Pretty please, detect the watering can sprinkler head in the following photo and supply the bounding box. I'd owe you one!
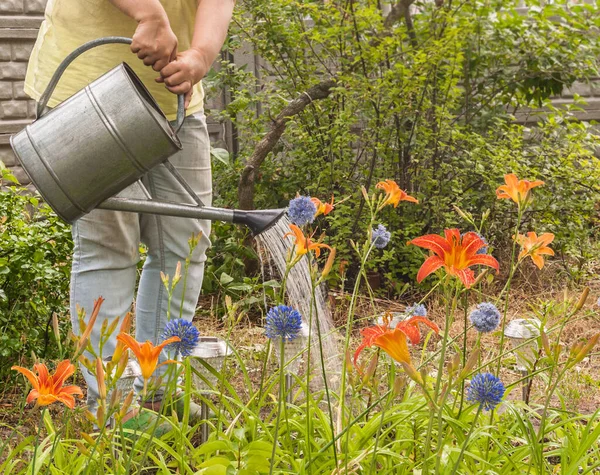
[232,208,287,236]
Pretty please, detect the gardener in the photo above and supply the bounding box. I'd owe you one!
[23,0,235,419]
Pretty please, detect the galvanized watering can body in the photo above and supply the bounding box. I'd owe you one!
[10,37,284,235]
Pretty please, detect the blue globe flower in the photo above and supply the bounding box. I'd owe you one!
[265,305,303,341]
[161,319,200,357]
[406,303,427,318]
[287,196,317,226]
[372,224,391,249]
[469,302,501,333]
[467,373,505,411]
[475,233,489,255]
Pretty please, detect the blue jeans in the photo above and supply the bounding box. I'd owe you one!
[70,113,212,411]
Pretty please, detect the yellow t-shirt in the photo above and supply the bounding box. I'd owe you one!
[24,0,203,120]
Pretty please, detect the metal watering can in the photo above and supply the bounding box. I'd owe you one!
[10,37,284,235]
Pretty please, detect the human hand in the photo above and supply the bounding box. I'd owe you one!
[131,14,178,72]
[156,48,210,108]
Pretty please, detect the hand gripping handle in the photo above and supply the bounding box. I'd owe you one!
[36,36,185,132]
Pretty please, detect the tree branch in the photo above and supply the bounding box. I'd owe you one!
[238,79,336,209]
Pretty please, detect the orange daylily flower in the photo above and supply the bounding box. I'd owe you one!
[496,173,544,206]
[115,333,180,381]
[311,196,335,217]
[12,360,83,409]
[409,229,499,289]
[515,232,555,269]
[353,314,440,367]
[375,180,418,208]
[285,224,331,258]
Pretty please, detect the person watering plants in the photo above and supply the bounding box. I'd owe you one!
[23,0,235,421]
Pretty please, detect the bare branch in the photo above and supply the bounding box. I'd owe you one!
[238,79,336,209]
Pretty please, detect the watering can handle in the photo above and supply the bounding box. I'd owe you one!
[36,36,186,133]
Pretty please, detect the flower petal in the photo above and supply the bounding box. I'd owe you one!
[416,256,445,283]
[373,329,411,365]
[409,235,451,257]
[12,366,40,390]
[455,268,476,288]
[467,254,500,272]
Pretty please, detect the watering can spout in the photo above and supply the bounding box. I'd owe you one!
[232,208,287,236]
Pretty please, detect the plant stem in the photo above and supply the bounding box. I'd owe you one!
[452,405,483,473]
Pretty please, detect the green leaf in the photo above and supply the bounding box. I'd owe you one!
[219,272,235,285]
[210,148,231,167]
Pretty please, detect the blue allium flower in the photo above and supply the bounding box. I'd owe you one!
[371,224,391,249]
[406,303,427,318]
[161,319,200,357]
[265,305,303,341]
[287,196,317,226]
[469,302,501,333]
[467,373,505,411]
[475,233,489,255]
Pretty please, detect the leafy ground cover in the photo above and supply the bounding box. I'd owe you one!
[1,175,600,474]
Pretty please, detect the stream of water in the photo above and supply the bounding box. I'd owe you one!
[256,215,341,392]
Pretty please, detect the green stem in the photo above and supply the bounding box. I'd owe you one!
[423,279,457,474]
[268,340,286,475]
[30,407,45,475]
[452,405,483,473]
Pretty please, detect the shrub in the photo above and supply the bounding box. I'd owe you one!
[0,164,72,380]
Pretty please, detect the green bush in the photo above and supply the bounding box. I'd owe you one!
[0,164,72,380]
[207,0,600,294]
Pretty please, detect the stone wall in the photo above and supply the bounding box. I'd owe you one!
[0,0,44,185]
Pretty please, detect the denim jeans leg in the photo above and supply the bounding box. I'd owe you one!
[134,113,212,396]
[70,209,140,413]
[70,112,212,411]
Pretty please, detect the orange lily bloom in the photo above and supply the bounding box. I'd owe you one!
[12,360,83,409]
[409,229,499,288]
[375,180,418,208]
[354,314,440,367]
[496,173,544,206]
[116,333,180,381]
[311,196,335,217]
[516,232,555,269]
[285,224,331,258]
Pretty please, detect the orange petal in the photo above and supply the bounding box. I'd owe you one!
[12,366,40,390]
[455,268,476,288]
[373,329,410,365]
[51,360,76,391]
[409,234,452,257]
[116,333,142,356]
[468,254,500,272]
[416,256,444,283]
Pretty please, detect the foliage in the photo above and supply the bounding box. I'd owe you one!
[208,0,600,294]
[4,172,600,474]
[0,164,72,381]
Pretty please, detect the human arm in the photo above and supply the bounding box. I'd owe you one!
[107,0,178,71]
[157,0,235,106]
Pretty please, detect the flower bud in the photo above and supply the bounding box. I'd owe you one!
[574,287,590,313]
[401,362,423,386]
[320,247,336,280]
[393,375,406,396]
[81,433,95,446]
[574,333,600,364]
[96,357,106,401]
[458,348,480,381]
[52,313,61,347]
